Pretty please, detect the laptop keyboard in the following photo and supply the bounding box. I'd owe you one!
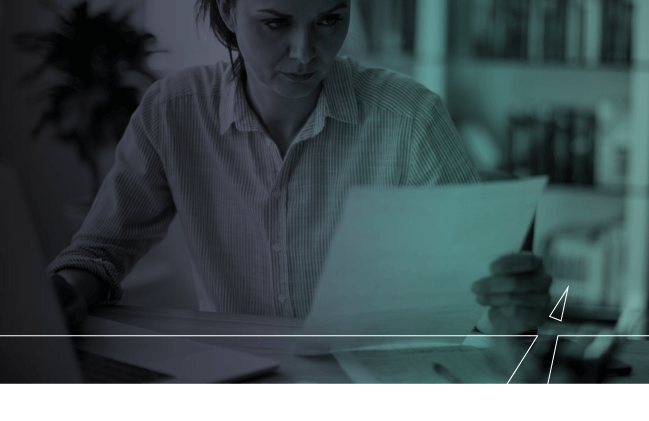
[76,349,174,383]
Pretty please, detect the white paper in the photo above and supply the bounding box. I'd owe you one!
[294,177,548,355]
[333,342,508,384]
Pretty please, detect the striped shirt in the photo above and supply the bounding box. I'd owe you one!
[47,56,480,318]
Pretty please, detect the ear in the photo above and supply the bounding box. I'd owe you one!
[217,0,237,33]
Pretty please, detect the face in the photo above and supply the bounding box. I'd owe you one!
[224,0,351,99]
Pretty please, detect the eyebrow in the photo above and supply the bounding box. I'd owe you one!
[257,2,348,18]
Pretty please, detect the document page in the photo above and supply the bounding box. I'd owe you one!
[333,343,509,384]
[294,177,548,355]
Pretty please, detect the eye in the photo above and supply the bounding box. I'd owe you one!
[263,19,290,30]
[319,14,343,27]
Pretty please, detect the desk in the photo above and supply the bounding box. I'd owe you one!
[90,305,649,384]
[91,305,349,383]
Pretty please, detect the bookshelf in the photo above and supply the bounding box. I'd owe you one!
[346,0,648,327]
[447,0,633,185]
[340,0,420,86]
[440,0,649,328]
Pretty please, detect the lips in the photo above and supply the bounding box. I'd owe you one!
[282,72,316,82]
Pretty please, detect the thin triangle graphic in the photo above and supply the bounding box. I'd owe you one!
[549,286,569,322]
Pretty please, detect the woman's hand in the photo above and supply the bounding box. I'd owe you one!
[52,269,105,329]
[51,273,89,328]
[471,252,552,335]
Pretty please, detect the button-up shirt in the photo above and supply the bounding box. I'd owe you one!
[47,57,480,318]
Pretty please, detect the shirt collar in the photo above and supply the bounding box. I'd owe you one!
[321,57,358,126]
[218,57,358,137]
[218,67,265,135]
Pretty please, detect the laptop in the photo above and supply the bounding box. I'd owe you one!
[0,165,279,383]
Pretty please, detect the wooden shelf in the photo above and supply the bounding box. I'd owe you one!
[545,184,626,198]
[448,55,636,73]
[354,53,416,77]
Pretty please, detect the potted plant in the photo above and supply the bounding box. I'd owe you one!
[14,1,162,234]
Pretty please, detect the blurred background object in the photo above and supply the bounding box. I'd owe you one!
[335,0,649,333]
[339,0,417,78]
[541,219,625,316]
[2,0,198,311]
[457,120,504,170]
[495,329,626,384]
[144,0,228,76]
[13,0,161,234]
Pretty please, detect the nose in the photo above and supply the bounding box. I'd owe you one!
[289,27,316,65]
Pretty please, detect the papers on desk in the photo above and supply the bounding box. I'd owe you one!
[332,342,509,384]
[293,177,548,355]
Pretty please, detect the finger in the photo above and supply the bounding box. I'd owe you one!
[490,252,544,276]
[583,333,617,361]
[487,306,542,335]
[476,292,550,309]
[569,323,605,347]
[53,281,72,304]
[472,273,552,294]
[556,337,589,361]
[52,274,78,307]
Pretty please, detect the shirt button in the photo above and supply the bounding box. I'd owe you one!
[272,190,281,200]
[265,138,272,146]
[277,294,286,303]
[273,243,282,252]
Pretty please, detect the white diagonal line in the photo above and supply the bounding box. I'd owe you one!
[507,335,539,384]
[547,335,561,384]
[549,286,569,322]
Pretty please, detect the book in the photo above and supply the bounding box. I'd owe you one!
[611,0,633,65]
[594,104,629,189]
[508,114,535,177]
[471,0,497,58]
[551,108,573,183]
[503,0,530,59]
[544,226,609,307]
[565,0,586,64]
[570,109,596,185]
[465,0,632,67]
[530,106,554,178]
[493,0,509,58]
[544,230,588,306]
[582,0,603,66]
[509,106,598,185]
[601,0,619,63]
[470,0,531,60]
[600,0,632,65]
[528,0,547,61]
[544,0,568,62]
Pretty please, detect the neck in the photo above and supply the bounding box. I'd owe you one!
[243,73,322,147]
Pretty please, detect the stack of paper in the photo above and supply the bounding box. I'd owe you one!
[293,177,548,356]
[333,342,510,384]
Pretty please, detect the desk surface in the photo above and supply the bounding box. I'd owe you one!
[91,306,349,383]
[91,306,649,384]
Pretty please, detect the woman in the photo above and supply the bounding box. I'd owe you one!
[50,0,551,335]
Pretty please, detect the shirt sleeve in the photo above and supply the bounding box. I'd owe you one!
[46,81,176,306]
[406,91,481,187]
